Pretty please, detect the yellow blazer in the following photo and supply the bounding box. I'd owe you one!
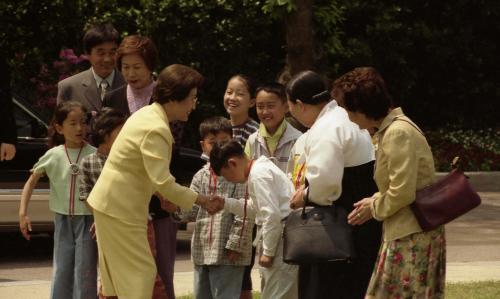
[370,108,436,241]
[87,102,197,224]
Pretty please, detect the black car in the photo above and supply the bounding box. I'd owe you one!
[0,97,204,232]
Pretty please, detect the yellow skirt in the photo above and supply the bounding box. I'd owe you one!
[94,209,157,299]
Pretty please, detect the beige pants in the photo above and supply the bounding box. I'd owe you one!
[257,228,299,299]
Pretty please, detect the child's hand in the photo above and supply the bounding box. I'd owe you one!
[89,222,96,240]
[226,249,241,262]
[259,254,274,268]
[19,215,32,240]
[195,194,224,214]
[206,195,225,215]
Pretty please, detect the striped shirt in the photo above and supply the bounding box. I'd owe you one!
[232,118,259,147]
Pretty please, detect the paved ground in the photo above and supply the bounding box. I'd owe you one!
[1,192,499,298]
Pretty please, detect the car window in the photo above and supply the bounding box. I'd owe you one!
[13,101,48,139]
[0,100,49,188]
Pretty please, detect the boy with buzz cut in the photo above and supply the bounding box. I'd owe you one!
[210,140,298,299]
[188,116,254,299]
[245,82,302,172]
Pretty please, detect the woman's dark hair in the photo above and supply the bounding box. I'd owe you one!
[48,101,87,147]
[337,67,393,120]
[209,140,245,176]
[91,108,127,146]
[83,23,120,54]
[153,64,204,104]
[229,74,257,98]
[256,82,287,103]
[199,116,232,140]
[286,70,330,105]
[116,35,158,72]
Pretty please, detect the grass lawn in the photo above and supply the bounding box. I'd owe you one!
[178,281,500,299]
[446,281,500,299]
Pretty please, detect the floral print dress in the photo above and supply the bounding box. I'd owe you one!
[366,225,446,299]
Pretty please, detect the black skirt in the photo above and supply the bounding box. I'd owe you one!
[298,161,382,299]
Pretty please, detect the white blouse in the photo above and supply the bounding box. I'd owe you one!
[224,156,294,257]
[304,100,375,206]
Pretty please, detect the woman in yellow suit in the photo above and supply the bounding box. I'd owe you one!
[87,64,221,299]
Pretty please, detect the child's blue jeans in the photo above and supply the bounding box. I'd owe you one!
[50,213,97,299]
[194,264,245,299]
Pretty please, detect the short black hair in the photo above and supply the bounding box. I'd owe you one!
[286,70,330,105]
[199,116,232,140]
[256,82,286,103]
[209,140,245,176]
[91,107,127,145]
[83,23,120,54]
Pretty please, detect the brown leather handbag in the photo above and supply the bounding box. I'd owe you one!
[411,157,482,231]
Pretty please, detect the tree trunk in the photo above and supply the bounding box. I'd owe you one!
[285,0,315,76]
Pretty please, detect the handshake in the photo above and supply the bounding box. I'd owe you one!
[196,194,225,214]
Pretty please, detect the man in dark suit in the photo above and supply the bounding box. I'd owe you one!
[57,23,126,114]
[0,58,16,161]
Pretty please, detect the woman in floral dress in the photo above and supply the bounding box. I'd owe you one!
[338,67,446,299]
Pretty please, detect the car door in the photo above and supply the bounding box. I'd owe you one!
[0,98,53,232]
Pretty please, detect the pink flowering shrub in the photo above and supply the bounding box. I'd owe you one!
[30,49,87,110]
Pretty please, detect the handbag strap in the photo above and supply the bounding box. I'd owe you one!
[394,117,460,170]
[394,116,425,136]
[301,179,310,219]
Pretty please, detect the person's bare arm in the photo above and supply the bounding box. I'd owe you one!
[19,172,43,240]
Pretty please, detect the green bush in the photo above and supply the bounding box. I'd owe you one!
[426,128,500,171]
[2,0,499,140]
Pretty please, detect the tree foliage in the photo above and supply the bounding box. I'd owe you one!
[319,0,500,128]
[1,0,499,131]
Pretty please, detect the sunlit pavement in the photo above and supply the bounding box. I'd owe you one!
[1,192,499,298]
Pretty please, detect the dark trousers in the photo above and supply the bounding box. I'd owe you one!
[153,216,178,299]
[299,161,382,299]
[298,218,381,299]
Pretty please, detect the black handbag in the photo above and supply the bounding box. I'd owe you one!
[283,203,356,265]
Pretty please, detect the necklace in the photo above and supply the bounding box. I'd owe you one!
[65,143,84,175]
[64,143,84,216]
[207,167,220,246]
